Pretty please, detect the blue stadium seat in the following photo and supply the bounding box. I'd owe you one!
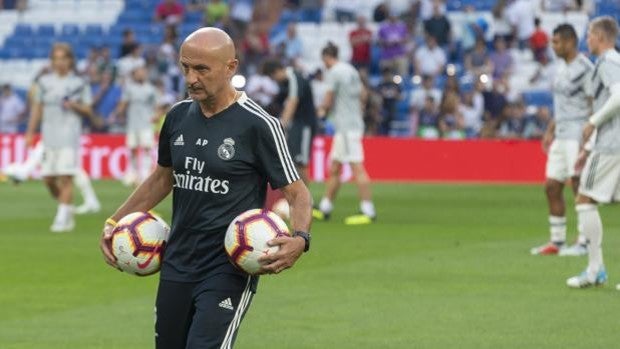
[61,24,80,36]
[36,24,56,37]
[185,11,203,25]
[84,24,104,36]
[522,91,553,107]
[13,24,34,37]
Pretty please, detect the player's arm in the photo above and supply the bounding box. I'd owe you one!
[317,90,334,118]
[542,119,555,153]
[281,74,300,128]
[100,165,174,268]
[583,83,620,142]
[258,180,312,275]
[112,100,129,122]
[24,102,43,147]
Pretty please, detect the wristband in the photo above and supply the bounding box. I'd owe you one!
[105,218,117,226]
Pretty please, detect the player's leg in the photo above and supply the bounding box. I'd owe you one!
[559,139,588,255]
[74,168,101,215]
[50,174,75,232]
[43,176,60,200]
[314,160,342,220]
[532,139,569,255]
[186,274,255,349]
[124,131,139,186]
[155,279,195,349]
[341,131,375,224]
[566,152,620,288]
[3,141,44,183]
[138,129,155,183]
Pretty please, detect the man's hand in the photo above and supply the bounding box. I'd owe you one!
[100,221,121,270]
[582,122,596,145]
[24,131,35,147]
[257,236,305,275]
[574,149,589,175]
[542,131,554,154]
[316,107,326,119]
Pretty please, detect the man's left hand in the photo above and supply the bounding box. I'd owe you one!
[257,236,305,275]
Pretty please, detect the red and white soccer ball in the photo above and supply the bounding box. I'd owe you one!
[111,212,170,276]
[224,209,290,275]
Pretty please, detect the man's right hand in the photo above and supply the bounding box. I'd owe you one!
[542,132,554,154]
[100,221,120,270]
[24,132,34,147]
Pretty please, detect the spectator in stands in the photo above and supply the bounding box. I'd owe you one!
[120,29,138,58]
[154,0,185,26]
[377,67,401,135]
[506,0,535,48]
[349,15,373,74]
[414,35,446,78]
[530,18,549,63]
[240,23,270,75]
[157,25,182,97]
[491,0,513,43]
[0,84,26,133]
[89,66,121,131]
[439,90,465,139]
[459,81,485,138]
[489,36,513,79]
[271,23,303,67]
[419,0,446,21]
[464,39,493,78]
[203,0,229,27]
[333,0,357,22]
[409,74,442,113]
[378,12,409,77]
[228,0,255,42]
[481,77,509,138]
[400,1,420,34]
[360,71,382,136]
[423,1,451,47]
[246,65,279,109]
[443,74,460,94]
[373,2,389,23]
[117,43,146,83]
[523,105,550,139]
[416,95,440,139]
[498,102,527,138]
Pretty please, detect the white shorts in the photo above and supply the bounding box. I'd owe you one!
[329,131,364,164]
[579,152,620,203]
[126,129,155,149]
[41,147,79,177]
[545,139,580,181]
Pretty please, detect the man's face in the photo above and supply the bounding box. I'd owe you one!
[179,43,237,102]
[551,33,565,58]
[51,48,72,74]
[586,25,601,55]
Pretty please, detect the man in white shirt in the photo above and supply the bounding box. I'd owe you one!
[0,84,26,134]
[414,35,447,78]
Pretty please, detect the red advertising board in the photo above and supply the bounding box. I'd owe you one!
[0,134,546,183]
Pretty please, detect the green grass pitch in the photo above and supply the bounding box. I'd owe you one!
[1,181,619,348]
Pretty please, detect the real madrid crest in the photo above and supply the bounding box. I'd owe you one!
[218,138,235,160]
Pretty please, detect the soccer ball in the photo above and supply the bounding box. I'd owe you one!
[111,212,170,276]
[224,209,290,275]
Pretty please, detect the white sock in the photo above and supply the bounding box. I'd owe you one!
[576,204,604,277]
[549,215,566,243]
[75,169,99,206]
[360,200,376,217]
[319,197,333,213]
[577,221,588,245]
[57,203,73,223]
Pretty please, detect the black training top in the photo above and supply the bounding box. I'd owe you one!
[283,67,318,128]
[157,92,300,282]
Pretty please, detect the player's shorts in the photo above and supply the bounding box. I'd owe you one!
[545,139,580,181]
[126,128,155,149]
[329,131,364,164]
[287,123,315,166]
[155,273,257,349]
[578,151,620,203]
[41,147,79,177]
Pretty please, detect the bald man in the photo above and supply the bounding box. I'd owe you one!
[99,28,312,348]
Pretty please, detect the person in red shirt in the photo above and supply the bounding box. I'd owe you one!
[530,17,549,63]
[154,0,185,25]
[349,15,373,74]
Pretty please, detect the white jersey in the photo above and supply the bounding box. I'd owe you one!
[591,49,620,154]
[552,53,593,140]
[121,81,158,131]
[324,61,364,133]
[35,72,91,149]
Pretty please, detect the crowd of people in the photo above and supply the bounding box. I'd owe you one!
[0,0,593,141]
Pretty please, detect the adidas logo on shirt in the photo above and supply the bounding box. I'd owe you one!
[218,298,234,310]
[174,134,184,146]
